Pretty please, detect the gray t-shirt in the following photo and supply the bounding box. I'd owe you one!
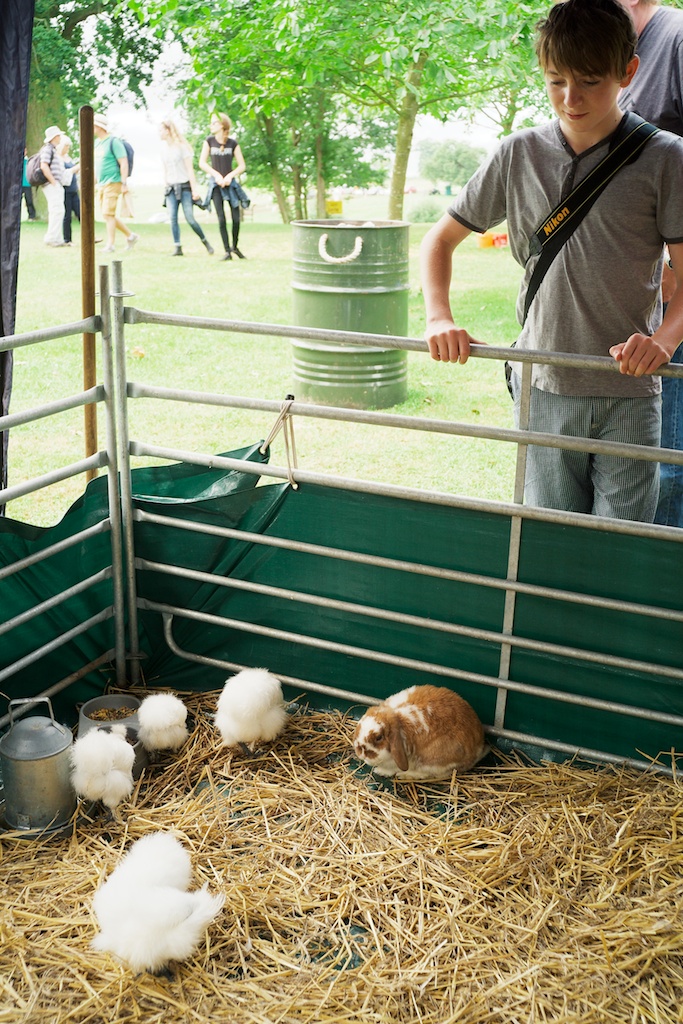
[448,117,683,397]
[620,6,683,137]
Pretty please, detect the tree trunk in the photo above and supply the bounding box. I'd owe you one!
[261,116,291,223]
[270,170,292,223]
[26,69,67,218]
[315,92,326,218]
[292,165,304,221]
[499,89,519,137]
[315,132,326,218]
[388,53,428,221]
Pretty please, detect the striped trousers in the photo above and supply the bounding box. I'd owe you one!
[510,374,661,522]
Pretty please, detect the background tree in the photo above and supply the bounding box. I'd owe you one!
[27,0,163,153]
[187,95,394,223]
[143,0,548,220]
[418,139,486,190]
[158,1,397,221]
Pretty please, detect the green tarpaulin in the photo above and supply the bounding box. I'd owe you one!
[1,443,682,765]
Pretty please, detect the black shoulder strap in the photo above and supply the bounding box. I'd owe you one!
[523,113,659,325]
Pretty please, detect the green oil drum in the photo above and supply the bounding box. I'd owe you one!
[291,220,409,409]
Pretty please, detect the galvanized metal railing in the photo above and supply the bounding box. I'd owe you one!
[0,268,127,728]
[111,263,683,774]
[1,260,682,772]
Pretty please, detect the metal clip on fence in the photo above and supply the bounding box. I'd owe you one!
[260,394,298,489]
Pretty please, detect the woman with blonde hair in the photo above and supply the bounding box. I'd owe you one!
[160,119,214,256]
[199,112,247,261]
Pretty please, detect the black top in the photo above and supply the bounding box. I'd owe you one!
[205,135,237,177]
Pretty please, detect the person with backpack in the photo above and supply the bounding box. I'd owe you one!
[39,125,67,246]
[93,112,138,254]
[420,0,683,523]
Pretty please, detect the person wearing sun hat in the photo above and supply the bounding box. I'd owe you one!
[93,112,138,253]
[39,125,66,246]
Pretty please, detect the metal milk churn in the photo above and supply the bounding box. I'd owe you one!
[0,697,77,831]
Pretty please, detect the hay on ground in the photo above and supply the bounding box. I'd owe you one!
[1,688,682,1024]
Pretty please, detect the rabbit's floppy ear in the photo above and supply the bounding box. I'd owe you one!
[387,718,409,772]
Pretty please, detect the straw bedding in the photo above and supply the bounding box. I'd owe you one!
[1,689,682,1024]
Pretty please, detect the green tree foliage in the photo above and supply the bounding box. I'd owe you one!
[188,90,395,223]
[418,139,486,188]
[139,0,549,219]
[27,0,163,151]
[232,105,394,221]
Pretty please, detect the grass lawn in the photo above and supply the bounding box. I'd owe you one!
[10,189,523,526]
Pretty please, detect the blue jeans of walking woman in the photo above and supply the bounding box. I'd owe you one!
[165,183,210,247]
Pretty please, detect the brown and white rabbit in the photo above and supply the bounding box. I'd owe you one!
[353,684,487,780]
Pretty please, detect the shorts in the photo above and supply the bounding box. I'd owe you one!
[98,181,123,217]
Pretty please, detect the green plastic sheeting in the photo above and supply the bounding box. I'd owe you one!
[0,443,269,722]
[0,480,116,721]
[1,441,682,766]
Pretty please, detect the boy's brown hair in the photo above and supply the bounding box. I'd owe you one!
[536,0,638,79]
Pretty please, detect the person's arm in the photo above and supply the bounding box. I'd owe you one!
[223,144,246,186]
[420,213,482,364]
[609,240,683,375]
[184,150,199,197]
[661,259,676,305]
[118,156,130,192]
[199,140,221,184]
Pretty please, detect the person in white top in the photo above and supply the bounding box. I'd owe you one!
[39,125,66,247]
[160,120,214,257]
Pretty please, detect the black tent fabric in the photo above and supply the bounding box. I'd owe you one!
[0,0,34,506]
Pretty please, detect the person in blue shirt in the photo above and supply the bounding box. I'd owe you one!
[22,149,37,221]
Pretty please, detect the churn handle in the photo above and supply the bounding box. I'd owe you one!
[8,696,56,729]
[318,233,363,264]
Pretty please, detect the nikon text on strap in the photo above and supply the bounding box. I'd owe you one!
[522,112,659,325]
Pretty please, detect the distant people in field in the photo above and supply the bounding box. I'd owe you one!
[21,149,37,222]
[199,112,247,261]
[40,125,66,247]
[159,119,215,257]
[93,112,138,254]
[58,134,80,246]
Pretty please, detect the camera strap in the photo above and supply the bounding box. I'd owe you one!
[523,112,659,325]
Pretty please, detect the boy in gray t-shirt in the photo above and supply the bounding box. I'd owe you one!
[420,0,683,522]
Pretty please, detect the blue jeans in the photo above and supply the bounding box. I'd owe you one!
[655,340,683,528]
[166,185,207,246]
[510,374,661,522]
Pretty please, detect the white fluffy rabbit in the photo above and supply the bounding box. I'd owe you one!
[137,693,189,752]
[214,668,287,750]
[92,831,225,974]
[70,726,135,810]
